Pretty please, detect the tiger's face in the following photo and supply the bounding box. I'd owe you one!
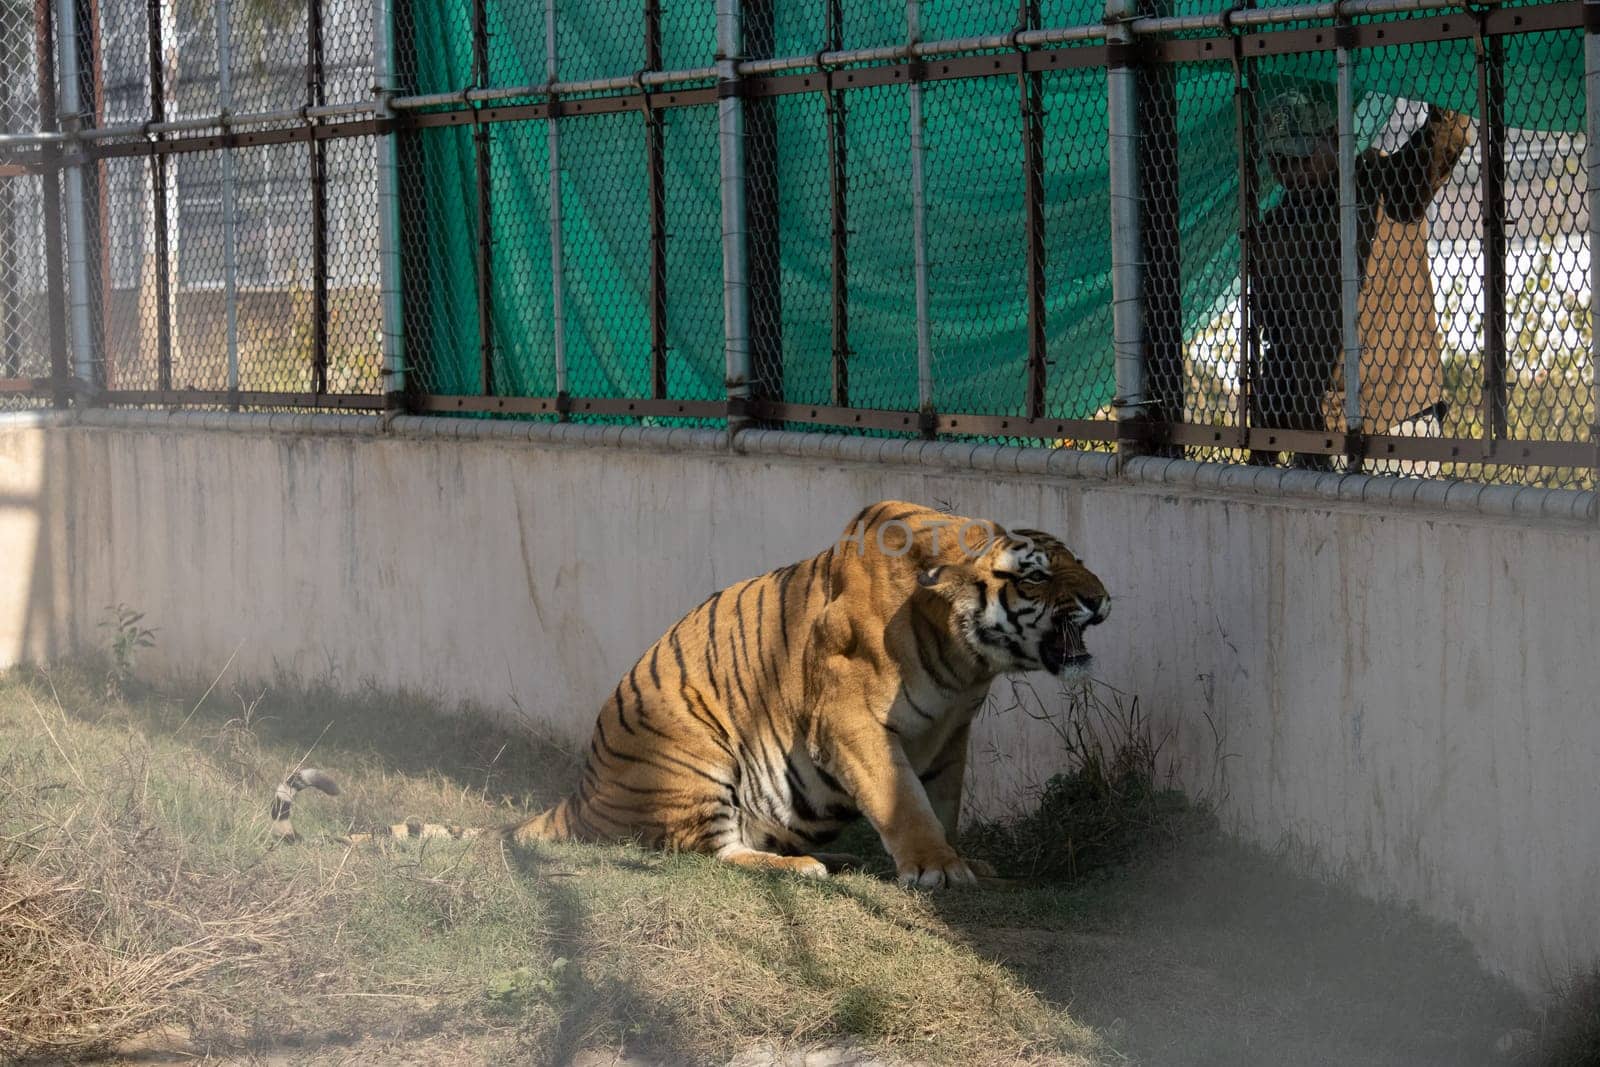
[917,527,1110,679]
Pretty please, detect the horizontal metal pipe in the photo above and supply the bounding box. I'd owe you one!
[54,408,1598,525]
[40,0,1525,132]
[0,131,69,146]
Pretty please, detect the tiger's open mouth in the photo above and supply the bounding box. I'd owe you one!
[1040,623,1091,675]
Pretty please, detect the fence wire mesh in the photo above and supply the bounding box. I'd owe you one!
[0,0,1593,495]
[1,0,50,407]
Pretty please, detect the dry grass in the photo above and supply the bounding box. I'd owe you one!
[0,665,1105,1065]
[0,662,1551,1066]
[961,680,1211,882]
[1515,969,1600,1067]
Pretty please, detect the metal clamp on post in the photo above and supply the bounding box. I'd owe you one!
[906,47,927,83]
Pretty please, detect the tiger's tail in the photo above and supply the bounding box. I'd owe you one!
[503,796,583,845]
[269,768,559,845]
[269,768,341,841]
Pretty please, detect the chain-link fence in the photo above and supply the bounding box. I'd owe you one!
[0,0,1594,490]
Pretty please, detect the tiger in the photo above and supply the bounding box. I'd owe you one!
[270,501,1111,887]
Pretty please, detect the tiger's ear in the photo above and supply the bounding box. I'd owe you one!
[916,565,945,588]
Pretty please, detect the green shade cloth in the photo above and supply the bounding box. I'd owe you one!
[402,1,1581,419]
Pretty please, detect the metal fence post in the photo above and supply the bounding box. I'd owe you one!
[745,0,781,417]
[1140,0,1182,457]
[34,0,70,407]
[308,0,329,395]
[1587,0,1600,513]
[216,0,240,399]
[1233,6,1257,443]
[644,0,663,403]
[548,0,567,410]
[717,0,751,433]
[908,0,934,436]
[1106,0,1148,459]
[54,0,92,388]
[146,0,172,392]
[471,0,493,397]
[824,0,849,409]
[1020,0,1048,421]
[1475,9,1508,452]
[1336,18,1363,468]
[374,0,405,404]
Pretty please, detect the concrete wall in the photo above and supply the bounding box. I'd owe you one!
[2,411,1596,994]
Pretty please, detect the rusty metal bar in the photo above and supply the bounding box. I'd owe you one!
[753,400,1119,441]
[646,0,667,401]
[1020,0,1048,420]
[414,393,727,419]
[1140,0,1183,455]
[717,0,752,427]
[1107,0,1149,456]
[146,0,171,391]
[1588,0,1600,498]
[1232,7,1256,438]
[545,0,565,406]
[745,0,783,416]
[55,0,93,387]
[1476,12,1508,448]
[472,0,493,397]
[375,0,405,403]
[34,0,69,407]
[1336,18,1363,470]
[825,0,849,408]
[908,0,933,430]
[98,389,385,409]
[215,0,240,398]
[86,0,109,389]
[60,118,393,159]
[309,0,329,394]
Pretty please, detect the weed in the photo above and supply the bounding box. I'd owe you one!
[962,678,1212,882]
[96,603,157,699]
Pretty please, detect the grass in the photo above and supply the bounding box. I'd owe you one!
[0,661,1564,1065]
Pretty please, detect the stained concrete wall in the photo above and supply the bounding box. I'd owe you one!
[1,411,1596,994]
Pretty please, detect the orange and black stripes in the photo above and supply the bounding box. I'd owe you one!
[271,502,1111,886]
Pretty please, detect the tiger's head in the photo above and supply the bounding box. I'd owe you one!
[915,524,1110,679]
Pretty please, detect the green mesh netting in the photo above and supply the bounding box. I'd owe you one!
[401,0,1582,418]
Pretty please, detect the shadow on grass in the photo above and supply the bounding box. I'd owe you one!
[23,662,582,811]
[502,845,705,1067]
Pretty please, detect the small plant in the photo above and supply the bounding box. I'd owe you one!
[963,678,1210,881]
[98,604,157,699]
[1515,968,1600,1066]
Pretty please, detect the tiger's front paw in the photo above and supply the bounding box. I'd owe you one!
[895,846,977,889]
